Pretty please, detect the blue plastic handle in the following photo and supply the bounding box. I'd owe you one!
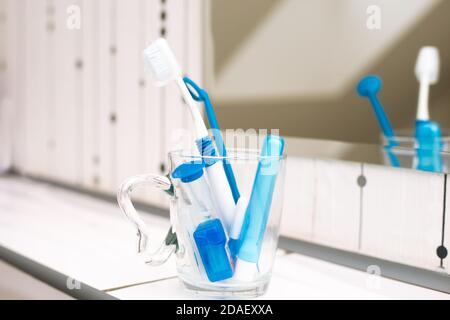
[415,120,443,173]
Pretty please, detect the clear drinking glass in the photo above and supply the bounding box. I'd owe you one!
[117,148,286,298]
[381,129,450,173]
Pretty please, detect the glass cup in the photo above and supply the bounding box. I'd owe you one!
[381,129,450,173]
[117,148,286,298]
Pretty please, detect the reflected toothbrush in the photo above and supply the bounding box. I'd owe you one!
[357,75,400,167]
[414,47,443,173]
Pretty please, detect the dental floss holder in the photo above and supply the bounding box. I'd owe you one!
[172,162,233,282]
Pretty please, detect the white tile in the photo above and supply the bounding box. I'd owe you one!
[96,0,116,193]
[362,164,444,270]
[5,0,24,170]
[22,0,49,177]
[5,0,203,211]
[280,157,315,241]
[312,159,361,251]
[3,0,22,171]
[115,0,143,186]
[141,0,165,208]
[80,0,100,190]
[185,0,204,82]
[111,0,171,209]
[49,0,83,184]
[163,0,196,160]
[273,157,362,251]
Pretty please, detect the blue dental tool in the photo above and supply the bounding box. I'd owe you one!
[172,162,233,282]
[183,76,240,204]
[357,75,400,167]
[194,219,233,282]
[233,135,285,281]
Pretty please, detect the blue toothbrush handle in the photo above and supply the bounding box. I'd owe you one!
[415,120,443,173]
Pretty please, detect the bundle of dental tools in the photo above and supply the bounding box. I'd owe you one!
[143,38,285,282]
[357,46,444,173]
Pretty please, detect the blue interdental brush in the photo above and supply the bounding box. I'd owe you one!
[357,75,400,167]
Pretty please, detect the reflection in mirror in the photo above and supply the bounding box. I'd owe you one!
[207,0,450,173]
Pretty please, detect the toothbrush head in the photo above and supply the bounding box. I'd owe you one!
[143,38,181,86]
[415,47,440,84]
[357,75,382,97]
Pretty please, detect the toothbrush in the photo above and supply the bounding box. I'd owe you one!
[414,47,443,173]
[143,38,208,138]
[357,75,400,167]
[143,38,236,232]
[183,76,240,204]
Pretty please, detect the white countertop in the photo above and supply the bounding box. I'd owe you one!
[0,175,447,299]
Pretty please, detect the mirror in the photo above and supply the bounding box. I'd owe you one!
[206,0,450,173]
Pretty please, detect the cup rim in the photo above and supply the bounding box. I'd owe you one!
[168,148,287,161]
[380,130,450,142]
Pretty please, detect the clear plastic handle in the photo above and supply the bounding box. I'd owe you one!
[117,174,177,266]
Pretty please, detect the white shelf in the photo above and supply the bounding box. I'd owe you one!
[0,176,447,299]
[109,253,448,300]
[0,176,176,291]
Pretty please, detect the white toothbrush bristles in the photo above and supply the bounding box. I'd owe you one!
[143,38,181,86]
[415,47,440,121]
[143,38,208,138]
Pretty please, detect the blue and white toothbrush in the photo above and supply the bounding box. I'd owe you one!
[183,76,240,204]
[143,38,236,232]
[357,75,400,167]
[414,47,443,173]
[183,76,244,258]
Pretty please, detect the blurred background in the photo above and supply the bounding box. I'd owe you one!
[0,0,449,203]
